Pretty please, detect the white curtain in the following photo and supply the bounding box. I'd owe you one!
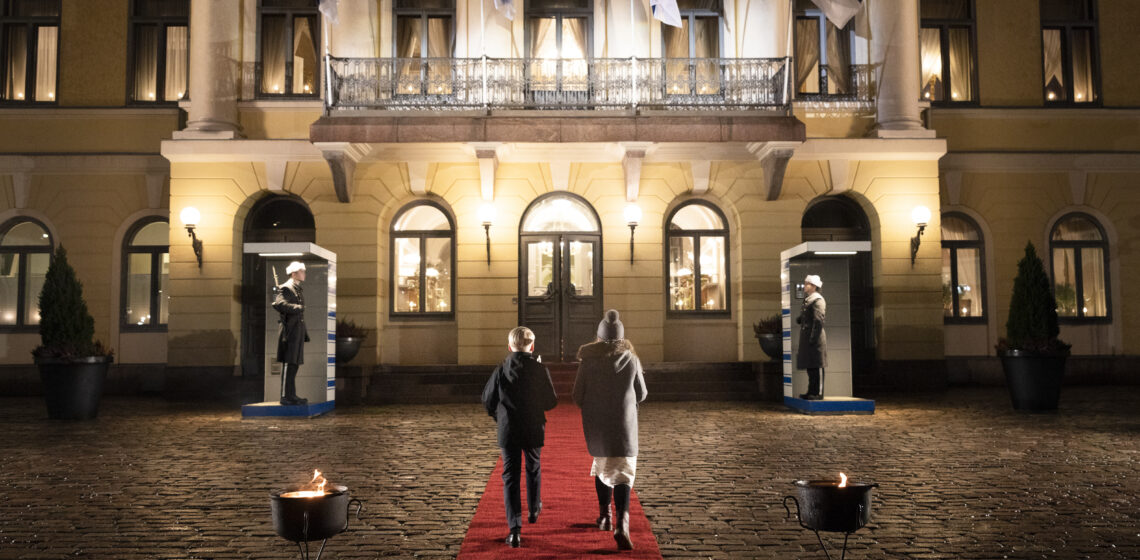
[165,26,188,100]
[395,17,421,94]
[1081,247,1106,316]
[795,19,820,93]
[427,17,453,93]
[825,24,849,94]
[528,18,557,89]
[292,17,317,94]
[694,17,719,94]
[1042,29,1063,97]
[948,28,971,101]
[35,26,57,101]
[133,26,159,101]
[4,27,27,100]
[1071,29,1094,102]
[261,16,286,93]
[919,28,942,100]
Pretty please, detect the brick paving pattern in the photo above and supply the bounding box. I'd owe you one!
[1,386,1138,559]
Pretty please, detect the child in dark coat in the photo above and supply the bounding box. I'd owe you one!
[481,326,558,548]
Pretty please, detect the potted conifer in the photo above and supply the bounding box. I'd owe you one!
[33,246,113,420]
[753,313,783,361]
[996,242,1070,411]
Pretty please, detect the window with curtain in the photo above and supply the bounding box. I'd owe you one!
[1,0,59,102]
[666,201,729,314]
[920,0,976,103]
[129,0,189,103]
[394,0,455,96]
[663,1,722,96]
[122,218,170,330]
[1041,0,1098,104]
[258,0,319,97]
[941,213,985,321]
[0,218,53,329]
[793,0,852,97]
[391,201,455,317]
[1050,213,1109,320]
[526,0,591,94]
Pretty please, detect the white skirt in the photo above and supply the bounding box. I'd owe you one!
[590,456,637,487]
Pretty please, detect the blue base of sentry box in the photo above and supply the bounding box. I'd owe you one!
[242,400,335,418]
[784,396,875,415]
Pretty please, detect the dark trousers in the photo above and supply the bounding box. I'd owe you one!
[807,367,824,396]
[281,363,300,399]
[501,446,542,529]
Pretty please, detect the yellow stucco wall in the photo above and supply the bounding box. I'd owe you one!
[59,0,129,107]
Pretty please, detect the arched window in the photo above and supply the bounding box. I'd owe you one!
[1050,213,1109,320]
[0,218,53,328]
[391,201,455,317]
[666,200,729,314]
[941,212,985,321]
[122,218,170,329]
[801,196,870,241]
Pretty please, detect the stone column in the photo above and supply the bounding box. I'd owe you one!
[174,0,242,139]
[870,0,934,138]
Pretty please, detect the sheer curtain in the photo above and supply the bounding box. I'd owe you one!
[5,27,28,100]
[919,28,942,101]
[1081,247,1106,316]
[528,18,556,89]
[1070,29,1094,102]
[664,19,690,93]
[694,17,719,94]
[948,28,971,101]
[396,16,421,94]
[426,17,453,93]
[825,24,849,94]
[261,16,287,93]
[292,17,317,94]
[35,26,57,101]
[1041,29,1063,99]
[563,18,588,90]
[165,26,188,100]
[795,19,819,93]
[133,26,159,101]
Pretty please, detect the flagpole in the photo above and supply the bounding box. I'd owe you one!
[323,5,333,111]
[782,0,792,108]
[630,0,638,111]
[482,0,489,110]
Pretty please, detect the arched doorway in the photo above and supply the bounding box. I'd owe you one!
[240,195,316,378]
[518,193,603,362]
[801,196,875,381]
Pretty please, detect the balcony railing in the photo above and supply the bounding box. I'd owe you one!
[326,56,791,112]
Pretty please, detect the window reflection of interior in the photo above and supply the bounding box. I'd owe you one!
[668,203,727,312]
[568,240,593,296]
[125,220,171,327]
[940,214,983,318]
[393,204,453,314]
[528,241,554,297]
[396,15,455,95]
[664,16,720,95]
[528,17,588,91]
[0,220,51,326]
[1051,215,1106,318]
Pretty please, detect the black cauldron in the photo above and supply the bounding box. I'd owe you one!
[270,484,363,543]
[783,479,877,533]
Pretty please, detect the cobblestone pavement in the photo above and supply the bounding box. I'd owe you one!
[1,387,1138,559]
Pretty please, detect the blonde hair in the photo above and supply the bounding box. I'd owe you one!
[508,326,535,352]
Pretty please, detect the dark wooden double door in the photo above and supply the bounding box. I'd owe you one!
[519,233,602,363]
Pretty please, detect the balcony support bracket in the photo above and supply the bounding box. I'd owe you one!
[749,142,799,202]
[622,142,653,202]
[316,142,370,203]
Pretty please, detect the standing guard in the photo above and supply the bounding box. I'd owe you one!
[273,261,310,406]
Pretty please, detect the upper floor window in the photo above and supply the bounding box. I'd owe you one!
[129,0,188,103]
[794,0,853,97]
[122,218,169,330]
[1041,0,1098,104]
[920,0,976,103]
[1,0,59,103]
[667,201,729,314]
[1050,213,1108,321]
[0,218,52,328]
[526,0,592,95]
[258,0,319,97]
[941,213,985,321]
[394,0,454,96]
[663,0,722,96]
[391,201,455,317]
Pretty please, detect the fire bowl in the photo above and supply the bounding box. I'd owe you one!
[783,479,877,533]
[270,484,362,542]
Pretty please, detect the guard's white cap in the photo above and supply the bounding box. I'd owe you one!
[804,274,823,289]
[286,261,306,275]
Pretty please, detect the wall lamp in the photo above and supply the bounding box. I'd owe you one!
[180,206,203,269]
[910,205,931,265]
[478,202,496,265]
[623,203,642,264]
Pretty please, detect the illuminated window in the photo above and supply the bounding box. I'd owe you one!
[919,0,976,103]
[794,0,853,97]
[391,201,455,317]
[941,213,985,321]
[258,0,320,97]
[1041,0,1098,104]
[0,218,52,328]
[525,0,592,96]
[663,1,722,96]
[1,0,60,103]
[1050,213,1109,320]
[129,0,188,103]
[666,201,729,314]
[122,218,170,330]
[394,0,455,96]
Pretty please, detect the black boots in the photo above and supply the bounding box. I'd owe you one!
[505,528,520,548]
[594,477,613,531]
[613,483,633,550]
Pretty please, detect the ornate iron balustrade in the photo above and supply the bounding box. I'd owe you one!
[326,56,791,111]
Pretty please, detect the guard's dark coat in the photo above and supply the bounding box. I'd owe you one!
[796,293,828,369]
[572,340,647,458]
[272,279,308,365]
[482,352,558,449]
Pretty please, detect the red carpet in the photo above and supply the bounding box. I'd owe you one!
[457,404,663,559]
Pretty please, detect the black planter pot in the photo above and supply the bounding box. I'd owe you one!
[335,337,362,364]
[1000,350,1066,411]
[756,334,782,361]
[36,355,112,420]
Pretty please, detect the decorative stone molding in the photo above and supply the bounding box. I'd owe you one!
[264,159,287,192]
[314,143,370,203]
[748,142,799,201]
[407,161,429,195]
[621,142,653,202]
[549,160,571,191]
[690,160,711,195]
[12,172,30,209]
[145,172,166,209]
[469,142,501,201]
[1069,170,1088,206]
[828,159,852,193]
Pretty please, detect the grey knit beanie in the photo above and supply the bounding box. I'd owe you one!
[597,309,624,341]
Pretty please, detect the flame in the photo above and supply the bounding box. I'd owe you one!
[839,473,848,488]
[312,470,328,494]
[280,470,330,498]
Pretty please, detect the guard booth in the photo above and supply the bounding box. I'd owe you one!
[241,243,336,418]
[781,241,875,415]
